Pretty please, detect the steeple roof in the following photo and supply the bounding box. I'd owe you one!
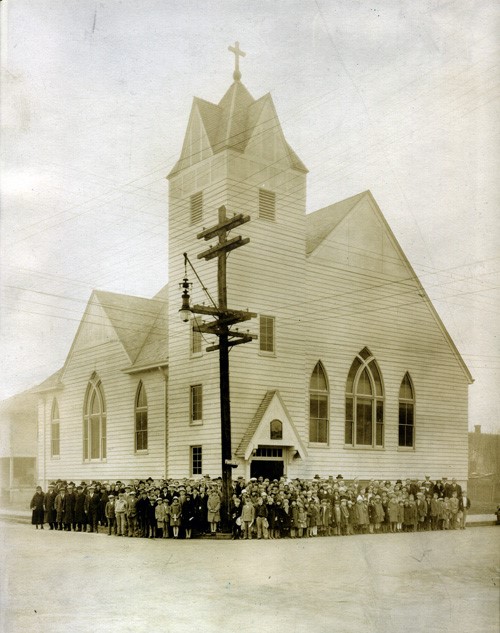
[168,80,307,177]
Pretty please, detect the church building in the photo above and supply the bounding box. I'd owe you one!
[36,48,472,488]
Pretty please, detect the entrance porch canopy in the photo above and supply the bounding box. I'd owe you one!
[235,390,308,462]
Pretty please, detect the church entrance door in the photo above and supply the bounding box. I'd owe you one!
[250,460,284,481]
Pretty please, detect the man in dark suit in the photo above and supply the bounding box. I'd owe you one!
[85,485,101,532]
[433,479,446,498]
[445,478,463,498]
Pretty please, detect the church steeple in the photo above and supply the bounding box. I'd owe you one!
[167,44,307,178]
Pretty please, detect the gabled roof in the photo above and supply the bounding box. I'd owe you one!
[126,295,168,371]
[306,191,367,255]
[235,390,308,460]
[168,81,307,177]
[58,289,168,382]
[32,369,64,394]
[306,190,473,384]
[93,290,163,364]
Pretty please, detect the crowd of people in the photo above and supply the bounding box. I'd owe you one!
[29,474,471,540]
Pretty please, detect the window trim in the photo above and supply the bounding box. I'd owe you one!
[191,445,203,476]
[309,361,330,445]
[83,374,107,463]
[270,419,283,440]
[50,398,60,459]
[344,349,385,449]
[190,384,203,425]
[259,315,275,356]
[398,372,416,449]
[134,381,148,454]
[191,316,203,358]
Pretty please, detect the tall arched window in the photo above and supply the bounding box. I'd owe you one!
[51,399,60,458]
[135,381,148,452]
[345,348,384,447]
[399,373,415,448]
[309,362,329,444]
[83,374,106,461]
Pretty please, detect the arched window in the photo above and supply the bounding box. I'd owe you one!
[83,374,106,461]
[135,381,148,452]
[309,362,329,443]
[51,399,60,458]
[399,373,415,448]
[345,348,384,447]
[270,419,283,440]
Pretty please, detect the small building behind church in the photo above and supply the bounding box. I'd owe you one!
[0,389,38,504]
[35,54,473,489]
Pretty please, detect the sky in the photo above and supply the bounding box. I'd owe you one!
[1,0,499,431]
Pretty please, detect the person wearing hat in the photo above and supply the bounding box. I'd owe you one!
[207,487,221,536]
[30,485,45,529]
[126,490,138,537]
[459,489,471,529]
[445,477,462,499]
[105,494,116,535]
[155,497,168,538]
[85,485,100,533]
[44,483,58,530]
[114,491,128,536]
[433,479,446,498]
[169,496,182,538]
[54,485,67,531]
[416,492,427,531]
[182,493,196,539]
[63,483,76,531]
[74,485,87,532]
[136,490,149,538]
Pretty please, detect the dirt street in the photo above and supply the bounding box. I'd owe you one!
[1,523,498,633]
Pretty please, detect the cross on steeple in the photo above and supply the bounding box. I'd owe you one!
[228,41,246,81]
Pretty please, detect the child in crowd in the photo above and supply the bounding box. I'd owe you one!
[230,497,242,540]
[388,496,399,533]
[442,497,451,530]
[105,494,116,535]
[430,493,440,531]
[297,501,307,538]
[155,497,167,538]
[332,500,342,536]
[397,500,405,533]
[449,492,459,529]
[114,491,128,536]
[241,496,255,540]
[169,497,181,539]
[319,498,331,536]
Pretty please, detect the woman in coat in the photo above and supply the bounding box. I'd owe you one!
[63,485,76,531]
[30,486,45,529]
[44,484,57,530]
[207,488,221,536]
[169,497,182,538]
[181,494,196,539]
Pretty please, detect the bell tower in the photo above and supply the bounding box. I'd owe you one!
[166,45,308,478]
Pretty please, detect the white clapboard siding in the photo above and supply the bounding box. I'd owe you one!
[39,339,167,487]
[166,90,470,484]
[167,127,308,477]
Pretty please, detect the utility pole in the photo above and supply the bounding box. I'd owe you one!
[188,205,256,531]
